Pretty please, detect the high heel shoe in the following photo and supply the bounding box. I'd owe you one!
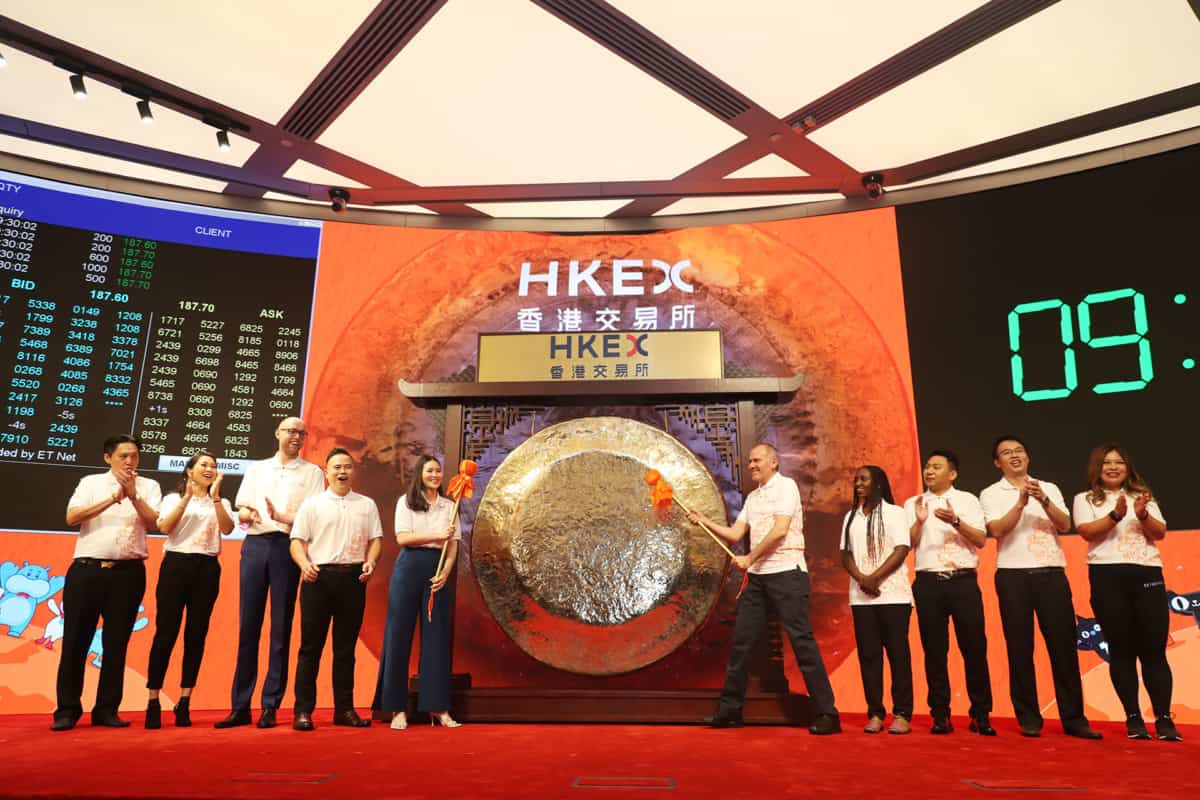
[390,712,407,730]
[431,711,461,728]
[174,696,192,728]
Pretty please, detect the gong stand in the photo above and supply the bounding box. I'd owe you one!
[400,373,811,724]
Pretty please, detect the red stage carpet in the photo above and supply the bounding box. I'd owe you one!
[1,712,1194,799]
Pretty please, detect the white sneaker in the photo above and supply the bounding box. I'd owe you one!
[390,712,407,730]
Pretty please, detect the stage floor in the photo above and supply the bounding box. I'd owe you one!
[1,712,1194,799]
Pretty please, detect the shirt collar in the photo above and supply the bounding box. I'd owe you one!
[272,454,304,470]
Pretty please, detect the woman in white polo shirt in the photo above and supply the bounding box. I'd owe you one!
[840,465,914,735]
[1072,443,1180,742]
[145,451,233,729]
[372,454,461,730]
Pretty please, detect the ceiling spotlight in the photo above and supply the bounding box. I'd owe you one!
[70,73,87,100]
[328,188,351,213]
[216,129,231,152]
[137,98,153,124]
[862,172,885,200]
[0,51,7,69]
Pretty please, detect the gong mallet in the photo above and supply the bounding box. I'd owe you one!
[427,459,478,621]
[643,470,736,559]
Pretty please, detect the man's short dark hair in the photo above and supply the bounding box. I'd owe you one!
[926,449,959,472]
[102,434,140,456]
[326,447,352,465]
[992,434,1028,460]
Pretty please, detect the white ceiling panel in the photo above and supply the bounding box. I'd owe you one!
[317,0,746,186]
[4,1,379,122]
[894,107,1200,190]
[656,193,846,216]
[283,159,368,189]
[607,0,988,117]
[726,153,809,179]
[810,0,1200,170]
[0,47,252,167]
[468,199,632,218]
[0,133,227,193]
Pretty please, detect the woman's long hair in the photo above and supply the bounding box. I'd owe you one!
[176,451,218,495]
[1086,443,1153,506]
[406,454,445,513]
[842,465,895,563]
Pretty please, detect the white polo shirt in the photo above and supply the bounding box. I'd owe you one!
[841,501,913,606]
[68,472,163,560]
[234,454,325,535]
[734,472,806,575]
[395,493,462,549]
[290,489,383,565]
[158,493,233,556]
[1071,490,1164,567]
[904,486,985,572]
[980,477,1068,569]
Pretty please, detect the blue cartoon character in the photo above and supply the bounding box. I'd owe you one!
[0,561,66,637]
[88,605,150,668]
[1076,615,1109,662]
[1167,589,1200,628]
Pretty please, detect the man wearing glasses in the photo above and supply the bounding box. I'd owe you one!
[980,435,1101,740]
[215,418,325,729]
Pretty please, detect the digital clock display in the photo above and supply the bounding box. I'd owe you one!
[0,171,321,533]
[897,145,1199,527]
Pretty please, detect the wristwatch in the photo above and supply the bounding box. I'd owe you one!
[951,517,961,529]
[1108,510,1121,523]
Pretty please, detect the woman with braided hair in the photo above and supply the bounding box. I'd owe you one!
[841,465,914,734]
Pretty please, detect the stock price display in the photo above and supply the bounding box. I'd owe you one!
[0,171,321,532]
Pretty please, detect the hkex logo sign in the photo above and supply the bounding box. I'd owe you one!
[549,333,649,360]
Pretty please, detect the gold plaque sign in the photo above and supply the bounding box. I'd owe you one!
[477,330,723,383]
[471,416,729,675]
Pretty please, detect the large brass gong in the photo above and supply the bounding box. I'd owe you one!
[472,416,728,675]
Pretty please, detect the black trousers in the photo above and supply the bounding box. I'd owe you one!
[1088,563,1173,719]
[717,568,837,718]
[913,571,992,718]
[851,603,914,720]
[54,558,146,721]
[146,552,221,690]
[294,565,366,714]
[231,533,299,711]
[995,567,1087,730]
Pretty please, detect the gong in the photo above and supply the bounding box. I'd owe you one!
[471,416,728,675]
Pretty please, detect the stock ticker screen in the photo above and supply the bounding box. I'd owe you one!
[0,171,321,532]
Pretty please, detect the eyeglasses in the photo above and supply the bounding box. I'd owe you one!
[280,428,308,438]
[998,447,1027,458]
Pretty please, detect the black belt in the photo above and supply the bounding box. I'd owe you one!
[74,557,144,569]
[404,546,439,552]
[998,566,1063,575]
[164,551,218,560]
[248,531,289,539]
[317,562,363,573]
[919,568,977,581]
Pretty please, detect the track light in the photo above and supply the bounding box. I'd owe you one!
[0,51,7,69]
[70,73,87,100]
[216,129,231,151]
[328,188,350,213]
[137,98,153,124]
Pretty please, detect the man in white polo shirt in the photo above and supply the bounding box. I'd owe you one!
[980,435,1101,740]
[688,443,840,735]
[53,434,162,731]
[906,449,992,735]
[289,448,383,731]
[215,417,325,730]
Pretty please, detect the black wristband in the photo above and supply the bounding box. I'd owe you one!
[1108,510,1121,523]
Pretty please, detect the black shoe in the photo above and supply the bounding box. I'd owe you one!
[1064,723,1102,740]
[1126,715,1152,740]
[145,699,162,730]
[808,713,841,735]
[703,713,744,729]
[333,708,371,728]
[174,697,191,728]
[256,707,277,729]
[293,711,314,731]
[931,716,954,734]
[91,711,131,728]
[49,715,78,732]
[969,716,997,736]
[1155,715,1183,742]
[214,709,252,729]
[1018,724,1041,738]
